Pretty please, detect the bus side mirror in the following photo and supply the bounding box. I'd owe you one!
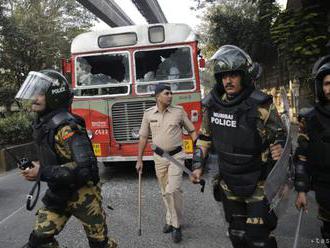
[199,56,205,68]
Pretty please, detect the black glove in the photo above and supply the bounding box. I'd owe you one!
[294,160,310,192]
[192,147,204,170]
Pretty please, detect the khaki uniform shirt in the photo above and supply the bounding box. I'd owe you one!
[139,105,195,151]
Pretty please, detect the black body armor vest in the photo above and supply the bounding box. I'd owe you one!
[33,110,82,169]
[207,88,272,197]
[33,109,85,209]
[305,105,330,186]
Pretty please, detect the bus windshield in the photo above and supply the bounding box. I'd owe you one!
[74,52,130,97]
[135,46,195,94]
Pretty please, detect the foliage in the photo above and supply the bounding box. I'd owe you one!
[0,111,33,145]
[271,3,329,80]
[195,0,329,90]
[0,0,96,111]
[197,0,280,67]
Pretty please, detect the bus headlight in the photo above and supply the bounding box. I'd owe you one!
[87,129,93,139]
[131,127,140,139]
[191,110,198,122]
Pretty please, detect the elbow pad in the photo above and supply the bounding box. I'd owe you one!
[70,133,99,185]
[294,160,310,192]
[192,147,205,170]
[41,166,74,186]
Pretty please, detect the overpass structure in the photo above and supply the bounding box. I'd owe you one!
[77,0,167,27]
[76,0,135,27]
[131,0,167,24]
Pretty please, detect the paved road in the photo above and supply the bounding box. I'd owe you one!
[0,160,326,248]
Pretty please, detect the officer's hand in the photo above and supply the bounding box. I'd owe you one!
[136,160,143,174]
[270,143,282,161]
[21,161,40,181]
[190,168,203,183]
[295,192,308,212]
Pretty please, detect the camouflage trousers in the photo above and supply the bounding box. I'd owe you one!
[30,183,117,248]
[214,178,278,248]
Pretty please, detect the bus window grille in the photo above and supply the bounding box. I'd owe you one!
[112,100,155,142]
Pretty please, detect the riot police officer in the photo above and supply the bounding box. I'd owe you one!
[190,45,285,248]
[15,69,117,248]
[295,56,330,247]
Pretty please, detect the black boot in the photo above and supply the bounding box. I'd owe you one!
[172,227,182,243]
[321,221,330,248]
[162,224,173,233]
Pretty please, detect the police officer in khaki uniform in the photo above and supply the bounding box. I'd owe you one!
[16,69,117,248]
[136,83,197,243]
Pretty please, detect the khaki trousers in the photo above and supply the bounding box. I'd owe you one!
[153,151,185,228]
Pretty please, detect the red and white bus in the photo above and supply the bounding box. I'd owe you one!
[63,23,203,164]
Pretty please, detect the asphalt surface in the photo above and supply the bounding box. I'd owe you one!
[0,159,327,248]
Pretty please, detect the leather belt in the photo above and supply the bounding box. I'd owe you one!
[168,146,182,156]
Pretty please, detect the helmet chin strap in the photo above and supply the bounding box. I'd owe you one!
[226,91,241,100]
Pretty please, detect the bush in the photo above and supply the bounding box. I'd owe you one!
[0,112,33,146]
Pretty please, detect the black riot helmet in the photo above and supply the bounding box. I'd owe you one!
[15,69,73,111]
[312,55,330,104]
[250,62,263,82]
[210,45,255,87]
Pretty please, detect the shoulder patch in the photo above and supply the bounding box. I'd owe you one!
[57,125,76,142]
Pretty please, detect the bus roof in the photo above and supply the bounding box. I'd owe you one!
[71,23,197,54]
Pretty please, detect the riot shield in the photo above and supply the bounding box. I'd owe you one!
[264,87,294,217]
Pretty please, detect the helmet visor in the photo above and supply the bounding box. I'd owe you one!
[15,71,53,101]
[211,45,252,75]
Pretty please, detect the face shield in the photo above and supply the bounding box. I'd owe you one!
[15,71,54,100]
[15,71,53,110]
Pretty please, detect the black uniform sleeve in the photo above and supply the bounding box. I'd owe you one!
[293,117,311,192]
[40,123,99,187]
[294,159,310,192]
[40,165,75,186]
[67,125,99,185]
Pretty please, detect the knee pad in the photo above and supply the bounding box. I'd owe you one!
[88,238,108,248]
[27,231,57,248]
[229,228,246,248]
[229,216,247,248]
[245,233,277,248]
[246,219,276,248]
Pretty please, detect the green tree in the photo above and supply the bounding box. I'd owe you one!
[197,0,279,66]
[271,2,329,81]
[0,0,96,111]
